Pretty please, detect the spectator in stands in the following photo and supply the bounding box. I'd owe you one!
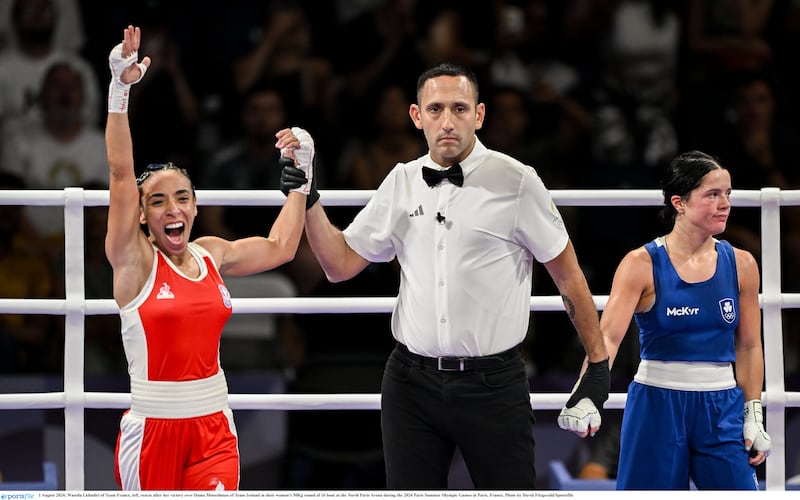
[128,17,200,170]
[0,0,99,133]
[0,0,85,53]
[0,59,107,256]
[680,0,777,143]
[336,83,426,190]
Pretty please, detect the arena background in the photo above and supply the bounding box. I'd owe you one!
[0,0,798,491]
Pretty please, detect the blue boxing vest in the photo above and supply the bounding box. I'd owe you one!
[634,238,738,362]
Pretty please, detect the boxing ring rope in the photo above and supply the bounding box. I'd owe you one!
[0,187,799,491]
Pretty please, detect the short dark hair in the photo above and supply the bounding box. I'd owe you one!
[660,150,724,225]
[416,62,479,104]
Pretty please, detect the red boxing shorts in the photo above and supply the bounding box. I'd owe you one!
[114,372,239,490]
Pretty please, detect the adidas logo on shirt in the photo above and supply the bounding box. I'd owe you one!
[409,204,424,217]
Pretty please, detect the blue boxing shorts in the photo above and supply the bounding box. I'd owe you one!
[616,381,758,490]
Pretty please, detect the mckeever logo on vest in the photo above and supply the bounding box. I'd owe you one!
[664,298,736,323]
[666,306,700,317]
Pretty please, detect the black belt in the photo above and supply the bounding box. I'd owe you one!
[397,343,520,372]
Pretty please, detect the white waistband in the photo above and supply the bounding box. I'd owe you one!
[634,359,736,391]
[130,371,229,418]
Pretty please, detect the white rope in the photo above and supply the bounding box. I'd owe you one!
[78,392,630,411]
[4,293,800,316]
[6,188,800,207]
[3,386,795,411]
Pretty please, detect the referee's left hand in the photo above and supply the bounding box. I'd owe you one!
[558,398,601,438]
[557,357,609,437]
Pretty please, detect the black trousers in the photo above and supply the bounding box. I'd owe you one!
[380,343,536,489]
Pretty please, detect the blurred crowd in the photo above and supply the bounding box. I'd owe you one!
[0,0,800,487]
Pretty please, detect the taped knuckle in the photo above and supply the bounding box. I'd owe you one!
[755,432,772,453]
[569,420,584,432]
[558,417,576,432]
[559,410,586,431]
[291,127,312,142]
[743,423,756,442]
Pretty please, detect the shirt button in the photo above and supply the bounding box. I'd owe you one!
[438,280,444,286]
[440,317,446,324]
[438,244,444,250]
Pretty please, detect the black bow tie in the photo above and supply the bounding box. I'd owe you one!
[422,164,464,187]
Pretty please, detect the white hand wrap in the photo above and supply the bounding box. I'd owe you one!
[743,399,771,455]
[108,42,148,113]
[558,397,601,436]
[281,127,315,196]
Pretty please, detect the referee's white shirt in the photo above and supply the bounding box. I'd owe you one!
[342,138,569,358]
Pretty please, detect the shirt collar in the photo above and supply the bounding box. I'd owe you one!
[424,137,487,177]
